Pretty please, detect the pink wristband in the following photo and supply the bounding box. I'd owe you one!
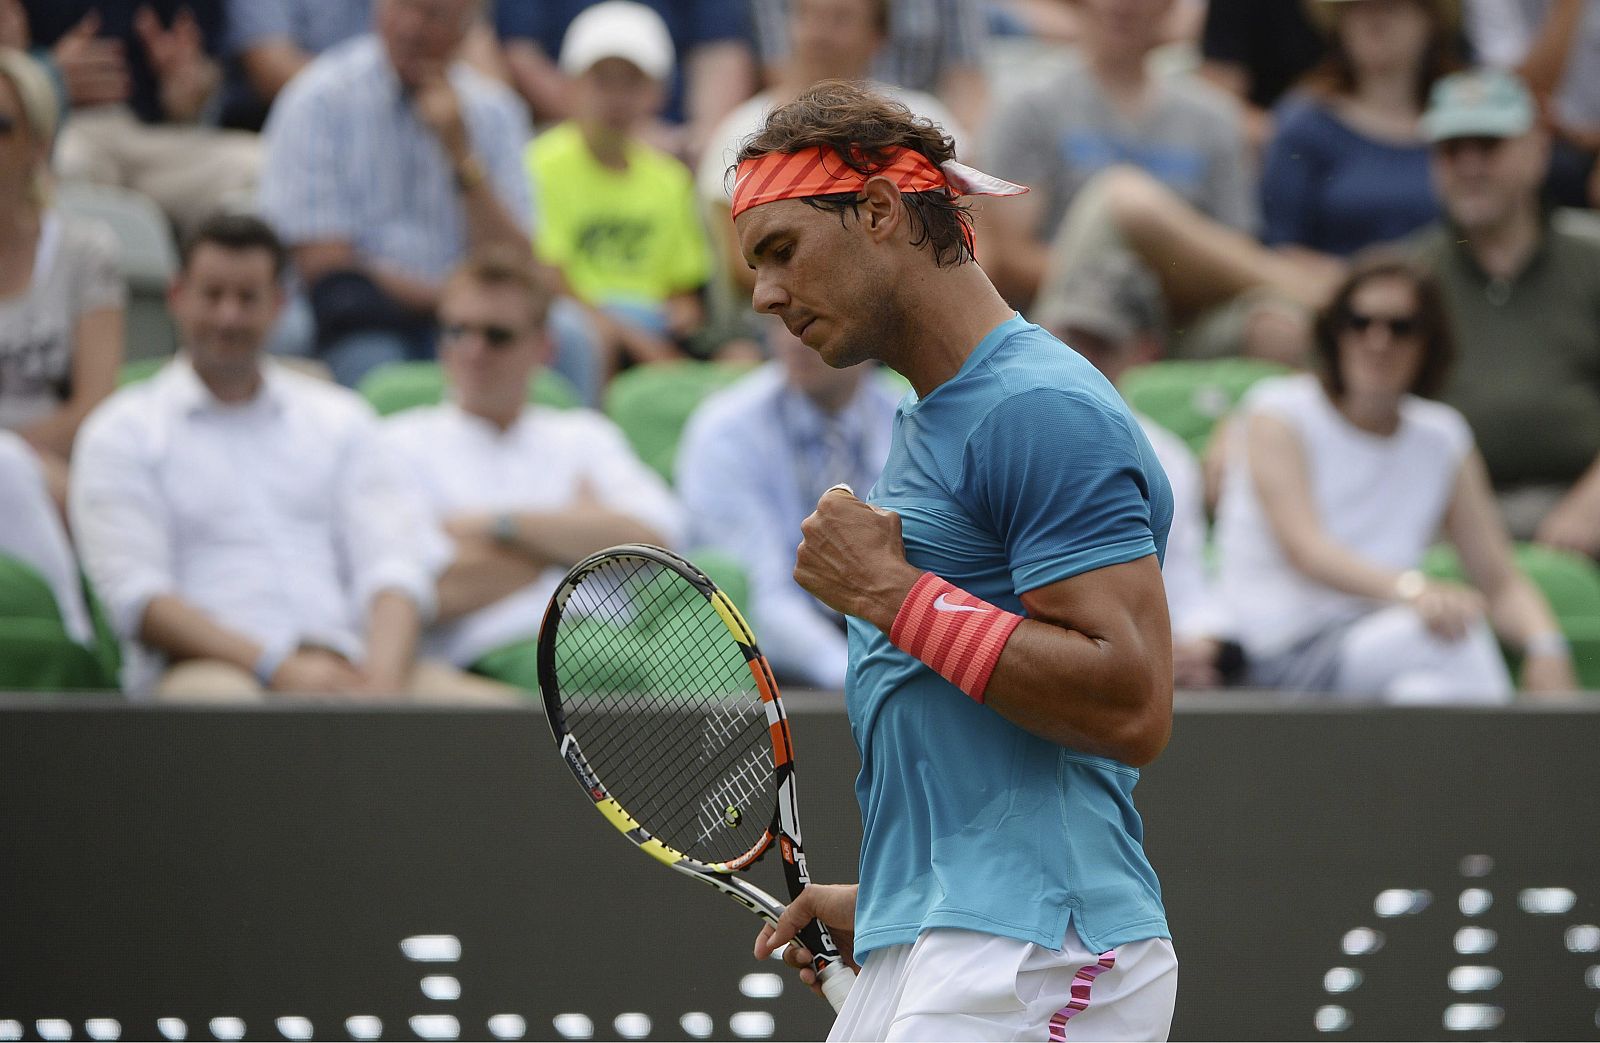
[888,573,1025,703]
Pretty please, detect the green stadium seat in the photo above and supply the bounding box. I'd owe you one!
[1422,543,1600,690]
[1120,358,1292,457]
[118,356,167,386]
[358,361,581,416]
[0,554,119,692]
[603,360,759,481]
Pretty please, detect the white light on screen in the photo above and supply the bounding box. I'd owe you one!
[1520,888,1577,915]
[1323,968,1362,994]
[551,1013,594,1040]
[209,1018,245,1041]
[680,1013,714,1039]
[155,1017,187,1040]
[740,972,785,999]
[85,1020,120,1041]
[1448,966,1502,992]
[1341,928,1384,956]
[1374,889,1431,917]
[408,1015,460,1040]
[612,1013,651,1039]
[486,1014,526,1040]
[1458,889,1492,916]
[1567,925,1600,953]
[274,1017,313,1041]
[1458,855,1493,878]
[345,1016,383,1040]
[402,935,462,962]
[1586,965,1600,990]
[422,976,461,1001]
[730,1011,776,1039]
[0,1021,18,1042]
[1454,928,1497,955]
[36,1020,72,1041]
[1313,1005,1351,1033]
[1443,1004,1503,1032]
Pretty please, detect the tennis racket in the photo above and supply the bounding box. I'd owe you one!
[537,543,856,1011]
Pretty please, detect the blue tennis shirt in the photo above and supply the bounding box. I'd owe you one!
[846,314,1174,960]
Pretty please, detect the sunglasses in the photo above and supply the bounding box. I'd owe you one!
[443,321,521,348]
[1344,311,1420,338]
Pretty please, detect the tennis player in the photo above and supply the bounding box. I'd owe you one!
[737,81,1179,1041]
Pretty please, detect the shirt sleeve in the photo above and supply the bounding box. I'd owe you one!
[69,219,127,316]
[258,82,360,244]
[68,402,177,640]
[675,409,848,688]
[336,415,443,622]
[581,415,688,548]
[967,387,1159,595]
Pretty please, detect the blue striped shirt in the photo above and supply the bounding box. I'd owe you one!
[257,35,533,283]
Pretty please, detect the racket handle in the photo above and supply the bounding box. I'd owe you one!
[817,958,856,1013]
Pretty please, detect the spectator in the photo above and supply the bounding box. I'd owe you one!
[1198,0,1326,152]
[0,48,123,506]
[983,0,1258,310]
[676,316,898,688]
[526,2,711,370]
[381,249,683,693]
[257,0,532,388]
[15,0,260,237]
[1262,0,1461,257]
[751,0,991,134]
[1214,254,1575,700]
[70,213,507,702]
[495,0,757,158]
[1036,256,1241,688]
[0,430,94,649]
[1416,68,1600,555]
[1466,0,1600,207]
[697,0,963,303]
[218,0,370,130]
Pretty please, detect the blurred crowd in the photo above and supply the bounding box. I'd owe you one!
[1,0,1597,703]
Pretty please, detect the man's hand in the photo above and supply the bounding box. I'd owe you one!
[51,11,133,108]
[268,648,366,695]
[412,68,472,163]
[133,5,219,121]
[753,883,859,1000]
[1173,638,1222,688]
[794,488,920,631]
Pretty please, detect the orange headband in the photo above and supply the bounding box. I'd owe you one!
[730,146,1027,248]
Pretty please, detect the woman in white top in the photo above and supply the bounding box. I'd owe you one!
[1215,253,1576,700]
[0,49,124,505]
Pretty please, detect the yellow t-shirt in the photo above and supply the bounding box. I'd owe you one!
[525,122,711,307]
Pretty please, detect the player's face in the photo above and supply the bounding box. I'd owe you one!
[438,280,549,416]
[168,245,284,374]
[1335,275,1426,401]
[738,200,897,370]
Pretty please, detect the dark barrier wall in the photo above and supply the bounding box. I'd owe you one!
[0,695,1597,1042]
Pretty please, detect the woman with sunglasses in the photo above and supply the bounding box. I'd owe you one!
[1213,254,1576,699]
[0,48,124,506]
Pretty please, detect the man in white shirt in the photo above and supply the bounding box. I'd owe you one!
[71,213,505,702]
[676,318,899,688]
[381,248,684,691]
[1037,256,1241,687]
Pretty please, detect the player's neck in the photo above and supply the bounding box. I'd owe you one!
[887,264,1016,399]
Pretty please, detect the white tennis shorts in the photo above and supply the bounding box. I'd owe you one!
[827,924,1178,1042]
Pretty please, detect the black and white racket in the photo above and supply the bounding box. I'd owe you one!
[537,544,855,1011]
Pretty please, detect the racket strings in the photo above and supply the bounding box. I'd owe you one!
[552,557,778,861]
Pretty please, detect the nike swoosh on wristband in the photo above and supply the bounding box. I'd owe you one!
[932,593,985,613]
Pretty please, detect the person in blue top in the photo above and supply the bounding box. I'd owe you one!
[734,81,1178,1041]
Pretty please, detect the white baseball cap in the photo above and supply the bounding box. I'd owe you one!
[559,1,676,82]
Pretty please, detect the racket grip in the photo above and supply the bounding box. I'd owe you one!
[817,959,856,1013]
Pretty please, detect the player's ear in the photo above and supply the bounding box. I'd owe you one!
[858,176,903,244]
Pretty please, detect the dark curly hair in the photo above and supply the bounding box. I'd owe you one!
[731,80,973,267]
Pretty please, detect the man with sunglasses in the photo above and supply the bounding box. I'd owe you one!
[1413,69,1600,559]
[379,248,684,692]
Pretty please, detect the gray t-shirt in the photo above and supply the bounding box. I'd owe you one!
[985,54,1259,242]
[0,213,124,431]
